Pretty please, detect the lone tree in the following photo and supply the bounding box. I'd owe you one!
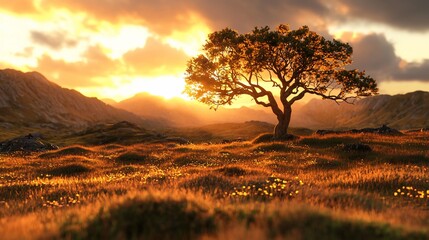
[184,24,378,139]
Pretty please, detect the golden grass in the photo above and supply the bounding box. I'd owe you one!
[0,132,428,239]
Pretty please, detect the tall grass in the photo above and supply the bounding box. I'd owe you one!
[0,132,428,239]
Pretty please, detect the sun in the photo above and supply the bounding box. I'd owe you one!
[77,75,189,102]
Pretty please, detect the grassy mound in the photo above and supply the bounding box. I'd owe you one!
[254,143,290,152]
[266,209,426,240]
[252,133,274,144]
[216,166,247,177]
[116,152,149,164]
[60,195,217,240]
[172,154,209,167]
[39,146,93,158]
[45,164,92,176]
[180,175,234,194]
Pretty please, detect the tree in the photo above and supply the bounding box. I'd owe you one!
[184,24,378,139]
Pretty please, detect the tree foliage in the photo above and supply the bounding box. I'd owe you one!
[184,24,378,138]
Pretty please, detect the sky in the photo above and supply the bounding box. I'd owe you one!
[0,0,428,103]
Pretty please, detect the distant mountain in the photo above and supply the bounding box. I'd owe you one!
[114,92,276,127]
[0,69,147,130]
[291,91,429,130]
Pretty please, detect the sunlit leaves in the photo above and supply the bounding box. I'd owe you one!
[185,24,377,109]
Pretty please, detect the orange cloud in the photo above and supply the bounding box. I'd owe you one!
[0,0,37,15]
[35,45,121,87]
[34,36,190,89]
[123,38,189,75]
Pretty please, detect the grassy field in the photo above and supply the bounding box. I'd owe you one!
[0,132,428,239]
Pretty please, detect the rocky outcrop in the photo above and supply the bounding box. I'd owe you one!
[0,134,58,153]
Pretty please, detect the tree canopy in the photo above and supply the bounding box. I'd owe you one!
[184,24,378,139]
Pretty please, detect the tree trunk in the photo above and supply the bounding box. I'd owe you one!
[273,105,292,139]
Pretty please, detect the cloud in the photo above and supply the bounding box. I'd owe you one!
[42,0,329,35]
[350,33,400,79]
[349,33,429,82]
[35,45,120,87]
[34,37,190,88]
[337,0,429,31]
[123,37,189,75]
[31,31,78,50]
[0,0,37,14]
[190,0,328,32]
[395,60,429,81]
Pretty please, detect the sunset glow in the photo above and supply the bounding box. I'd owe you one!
[0,1,427,103]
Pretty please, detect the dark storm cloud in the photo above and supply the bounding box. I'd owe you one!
[190,0,329,32]
[350,34,400,79]
[395,60,429,81]
[338,0,429,31]
[350,33,429,82]
[31,31,77,50]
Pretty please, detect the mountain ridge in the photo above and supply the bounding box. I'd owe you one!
[1,68,427,133]
[0,69,146,130]
[291,91,429,130]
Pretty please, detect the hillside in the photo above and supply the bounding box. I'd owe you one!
[0,69,145,130]
[291,91,429,130]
